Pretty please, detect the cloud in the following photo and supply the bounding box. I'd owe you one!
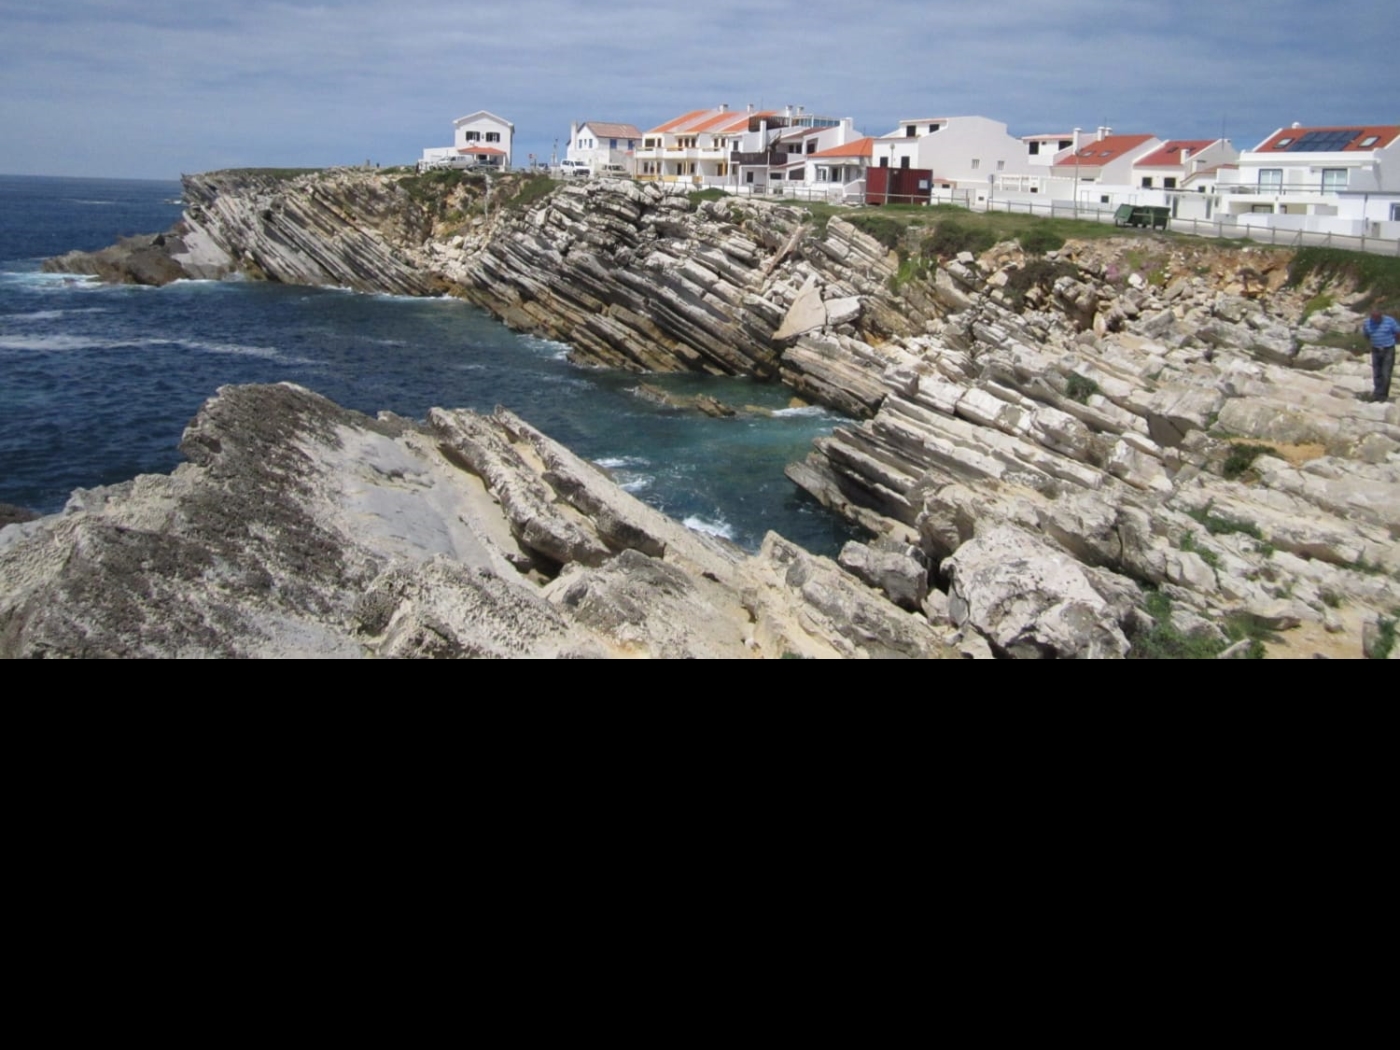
[0,0,1394,177]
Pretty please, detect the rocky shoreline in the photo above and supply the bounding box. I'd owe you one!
[28,168,1400,658]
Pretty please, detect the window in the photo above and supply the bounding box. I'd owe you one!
[486,132,501,143]
[1258,168,1283,189]
[879,157,889,168]
[927,125,940,134]
[678,137,697,149]
[465,131,481,142]
[900,157,911,170]
[1391,203,1400,221]
[610,139,618,150]
[807,140,817,155]
[1029,141,1040,156]
[746,172,755,184]
[1100,195,1110,204]
[1274,138,1294,149]
[1164,177,1177,190]
[1360,136,1380,148]
[905,126,917,138]
[997,160,1005,171]
[816,166,831,183]
[1142,177,1153,188]
[1059,140,1073,150]
[644,138,659,149]
[1321,168,1348,191]
[970,159,980,171]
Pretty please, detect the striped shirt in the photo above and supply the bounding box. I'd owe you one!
[1364,315,1399,349]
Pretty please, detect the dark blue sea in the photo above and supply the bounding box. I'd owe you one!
[0,175,858,553]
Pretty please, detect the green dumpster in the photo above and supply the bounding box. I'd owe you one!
[1114,205,1171,231]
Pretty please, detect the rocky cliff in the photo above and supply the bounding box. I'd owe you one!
[37,169,1400,658]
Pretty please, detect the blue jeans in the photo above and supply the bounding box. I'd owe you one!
[1374,345,1394,401]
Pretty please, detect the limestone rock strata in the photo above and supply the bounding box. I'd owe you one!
[0,384,953,660]
[787,241,1400,658]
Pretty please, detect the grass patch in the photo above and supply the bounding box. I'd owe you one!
[923,221,997,258]
[1131,591,1238,659]
[1186,503,1270,552]
[218,168,323,181]
[1019,225,1067,255]
[1222,442,1274,480]
[1065,373,1100,404]
[847,214,907,252]
[1314,330,1369,353]
[688,188,728,207]
[499,175,560,213]
[1005,259,1082,308]
[1302,293,1334,321]
[1374,610,1399,659]
[1180,532,1221,571]
[1288,247,1400,312]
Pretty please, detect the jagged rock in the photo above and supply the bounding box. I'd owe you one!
[837,540,930,612]
[0,384,952,660]
[941,525,1133,659]
[0,504,39,529]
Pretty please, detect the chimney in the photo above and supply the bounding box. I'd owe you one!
[1096,126,1111,141]
[1291,122,1302,129]
[785,105,794,118]
[1181,147,1191,166]
[797,106,805,116]
[719,103,729,113]
[1073,127,1083,150]
[747,103,755,114]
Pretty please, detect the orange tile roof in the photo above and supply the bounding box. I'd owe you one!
[650,110,715,134]
[1135,140,1217,167]
[810,137,878,159]
[1053,134,1155,169]
[1253,125,1400,152]
[457,147,507,156]
[582,122,642,140]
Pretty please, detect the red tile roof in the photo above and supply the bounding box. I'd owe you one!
[457,147,507,156]
[647,109,777,136]
[650,110,715,134]
[581,122,643,140]
[1253,125,1400,152]
[1053,134,1155,170]
[810,137,878,159]
[1134,140,1217,167]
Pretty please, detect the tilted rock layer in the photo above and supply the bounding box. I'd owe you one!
[39,169,1400,657]
[0,384,953,659]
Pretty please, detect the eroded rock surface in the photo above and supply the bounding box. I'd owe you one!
[0,384,954,660]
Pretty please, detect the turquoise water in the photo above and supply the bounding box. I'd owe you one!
[0,175,859,554]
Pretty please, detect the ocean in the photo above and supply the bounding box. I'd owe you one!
[0,174,860,554]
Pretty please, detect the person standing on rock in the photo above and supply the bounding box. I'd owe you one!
[1362,307,1397,402]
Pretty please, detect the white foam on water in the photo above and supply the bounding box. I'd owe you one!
[620,477,654,494]
[1,310,71,323]
[772,405,831,419]
[594,456,651,471]
[683,516,736,541]
[0,334,105,351]
[65,199,116,206]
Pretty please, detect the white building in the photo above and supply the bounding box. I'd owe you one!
[1212,124,1400,236]
[567,122,643,173]
[1131,139,1238,192]
[882,116,1035,201]
[420,111,515,171]
[635,104,857,191]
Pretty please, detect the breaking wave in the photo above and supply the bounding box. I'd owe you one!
[683,516,736,540]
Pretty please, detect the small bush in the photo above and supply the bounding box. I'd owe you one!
[1222,443,1274,480]
[1065,373,1100,404]
[1375,610,1399,659]
[687,188,728,207]
[1004,259,1082,308]
[1019,225,1066,255]
[924,221,996,258]
[1131,591,1235,660]
[847,214,906,252]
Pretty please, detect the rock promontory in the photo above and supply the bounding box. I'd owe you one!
[38,168,1400,658]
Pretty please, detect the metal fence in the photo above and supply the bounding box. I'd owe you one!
[970,196,1400,257]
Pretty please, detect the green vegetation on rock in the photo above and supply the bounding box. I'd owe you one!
[1288,248,1400,312]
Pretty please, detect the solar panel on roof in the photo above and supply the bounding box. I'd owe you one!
[1288,130,1361,152]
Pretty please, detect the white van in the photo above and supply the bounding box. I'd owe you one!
[558,160,591,179]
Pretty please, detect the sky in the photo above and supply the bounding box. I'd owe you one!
[1,0,1395,180]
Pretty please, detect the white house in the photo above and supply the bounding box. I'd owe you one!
[1131,139,1238,192]
[882,116,1035,201]
[420,111,515,171]
[635,104,857,191]
[1212,124,1400,236]
[567,122,643,173]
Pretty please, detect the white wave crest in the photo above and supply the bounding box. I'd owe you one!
[0,334,99,351]
[772,405,831,419]
[594,456,651,470]
[620,477,654,494]
[684,516,736,540]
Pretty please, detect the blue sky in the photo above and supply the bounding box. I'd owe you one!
[1,0,1395,179]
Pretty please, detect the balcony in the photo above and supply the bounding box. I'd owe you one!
[731,150,786,167]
